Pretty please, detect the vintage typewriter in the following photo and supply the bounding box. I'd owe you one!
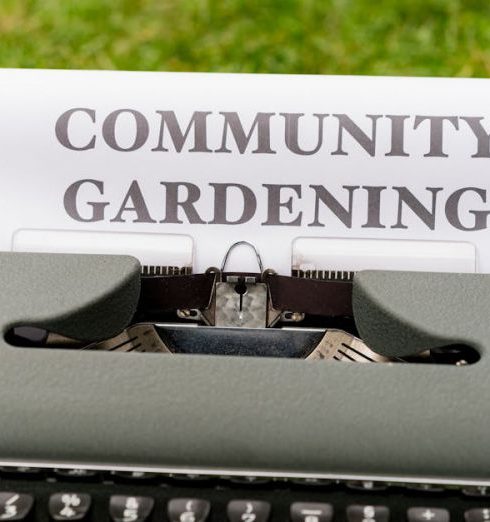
[0,235,489,522]
[2,68,490,522]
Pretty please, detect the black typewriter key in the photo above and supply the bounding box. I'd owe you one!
[49,493,91,521]
[290,502,333,522]
[407,508,450,522]
[0,493,34,521]
[463,486,490,497]
[346,505,389,522]
[465,508,490,521]
[109,496,154,522]
[227,500,270,522]
[167,499,210,522]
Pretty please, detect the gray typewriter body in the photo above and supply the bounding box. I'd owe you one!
[0,252,488,486]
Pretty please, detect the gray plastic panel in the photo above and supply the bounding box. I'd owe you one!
[0,252,140,340]
[0,253,488,483]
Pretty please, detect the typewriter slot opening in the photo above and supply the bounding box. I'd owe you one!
[5,318,480,366]
[3,240,481,365]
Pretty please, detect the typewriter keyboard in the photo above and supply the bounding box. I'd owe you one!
[0,467,489,522]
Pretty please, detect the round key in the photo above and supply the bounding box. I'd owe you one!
[49,493,91,521]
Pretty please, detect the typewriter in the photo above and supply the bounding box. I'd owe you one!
[2,69,490,522]
[0,235,489,522]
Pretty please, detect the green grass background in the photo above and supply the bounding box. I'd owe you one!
[1,0,490,77]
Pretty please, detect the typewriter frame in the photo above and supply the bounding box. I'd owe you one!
[0,252,488,487]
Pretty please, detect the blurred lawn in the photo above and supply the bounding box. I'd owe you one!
[1,0,490,77]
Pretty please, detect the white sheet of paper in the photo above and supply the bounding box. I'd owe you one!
[1,68,490,274]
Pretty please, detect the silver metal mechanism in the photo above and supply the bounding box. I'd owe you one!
[85,323,391,364]
[87,241,393,361]
[306,329,392,363]
[281,312,305,323]
[292,269,355,281]
[177,309,206,323]
[141,265,192,276]
[220,241,264,274]
[178,243,272,328]
[215,280,268,328]
[191,244,276,328]
[84,324,171,353]
[34,241,432,363]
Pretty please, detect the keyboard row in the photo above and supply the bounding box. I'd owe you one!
[1,468,490,499]
[1,492,490,522]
